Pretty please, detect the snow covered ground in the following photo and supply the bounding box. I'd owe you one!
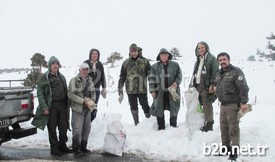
[1,59,275,162]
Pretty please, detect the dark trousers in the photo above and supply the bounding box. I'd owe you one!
[128,94,150,113]
[157,115,177,129]
[91,90,100,122]
[47,101,68,151]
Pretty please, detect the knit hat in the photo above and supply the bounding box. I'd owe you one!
[129,43,138,51]
[156,48,172,61]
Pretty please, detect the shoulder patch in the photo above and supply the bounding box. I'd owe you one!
[238,76,243,81]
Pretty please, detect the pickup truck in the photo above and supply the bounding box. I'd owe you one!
[0,80,37,145]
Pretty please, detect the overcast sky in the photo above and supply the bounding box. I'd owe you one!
[1,0,275,68]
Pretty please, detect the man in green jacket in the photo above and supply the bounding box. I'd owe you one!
[215,52,249,160]
[149,48,182,130]
[118,43,151,126]
[32,56,72,156]
[190,41,219,132]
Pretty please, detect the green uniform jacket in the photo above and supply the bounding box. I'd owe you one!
[68,74,96,113]
[149,61,182,117]
[215,64,249,105]
[31,71,70,131]
[118,56,151,94]
[191,52,219,89]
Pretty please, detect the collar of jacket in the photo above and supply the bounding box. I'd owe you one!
[76,74,90,82]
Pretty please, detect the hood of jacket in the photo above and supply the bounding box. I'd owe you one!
[156,48,172,61]
[89,48,100,61]
[48,56,61,70]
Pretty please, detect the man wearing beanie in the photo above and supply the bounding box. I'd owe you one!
[118,43,151,126]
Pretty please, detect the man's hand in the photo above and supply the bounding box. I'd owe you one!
[151,92,157,99]
[101,88,107,98]
[240,103,248,112]
[172,82,177,88]
[84,98,97,111]
[42,109,49,115]
[208,85,215,94]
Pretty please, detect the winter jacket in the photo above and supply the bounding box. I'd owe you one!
[149,60,182,117]
[68,74,96,113]
[215,64,249,105]
[191,52,219,89]
[84,49,106,90]
[31,56,70,131]
[118,55,151,95]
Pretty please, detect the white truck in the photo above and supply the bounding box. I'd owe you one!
[0,80,37,145]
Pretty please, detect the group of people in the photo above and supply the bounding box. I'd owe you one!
[31,49,106,156]
[31,41,249,161]
[191,41,249,160]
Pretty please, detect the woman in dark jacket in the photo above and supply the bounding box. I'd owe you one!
[84,48,107,122]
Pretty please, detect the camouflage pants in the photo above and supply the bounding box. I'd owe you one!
[220,103,240,147]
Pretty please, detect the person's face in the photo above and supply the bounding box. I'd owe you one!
[218,55,230,69]
[91,51,98,61]
[50,62,59,74]
[160,53,169,63]
[80,68,89,77]
[130,50,139,58]
[198,43,207,56]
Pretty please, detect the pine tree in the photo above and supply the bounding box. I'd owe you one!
[256,32,275,61]
[24,53,47,88]
[31,53,47,72]
[266,32,275,60]
[170,47,182,60]
[106,52,123,67]
[247,55,256,61]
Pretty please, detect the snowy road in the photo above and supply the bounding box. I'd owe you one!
[0,146,153,162]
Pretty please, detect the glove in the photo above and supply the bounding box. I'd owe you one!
[168,86,180,102]
[101,89,107,98]
[118,93,124,104]
[84,97,97,111]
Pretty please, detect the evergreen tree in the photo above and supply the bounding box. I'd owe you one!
[24,53,47,88]
[31,53,47,72]
[23,68,42,88]
[106,52,123,67]
[256,32,275,60]
[170,47,182,60]
[247,55,256,61]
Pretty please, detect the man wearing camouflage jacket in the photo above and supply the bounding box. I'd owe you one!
[118,43,151,125]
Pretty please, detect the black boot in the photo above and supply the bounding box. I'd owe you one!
[51,146,63,156]
[170,116,177,127]
[73,139,84,156]
[81,140,92,154]
[157,117,165,130]
[59,142,73,153]
[228,153,238,161]
[228,146,238,161]
[200,121,214,132]
[142,106,151,118]
[131,110,139,126]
